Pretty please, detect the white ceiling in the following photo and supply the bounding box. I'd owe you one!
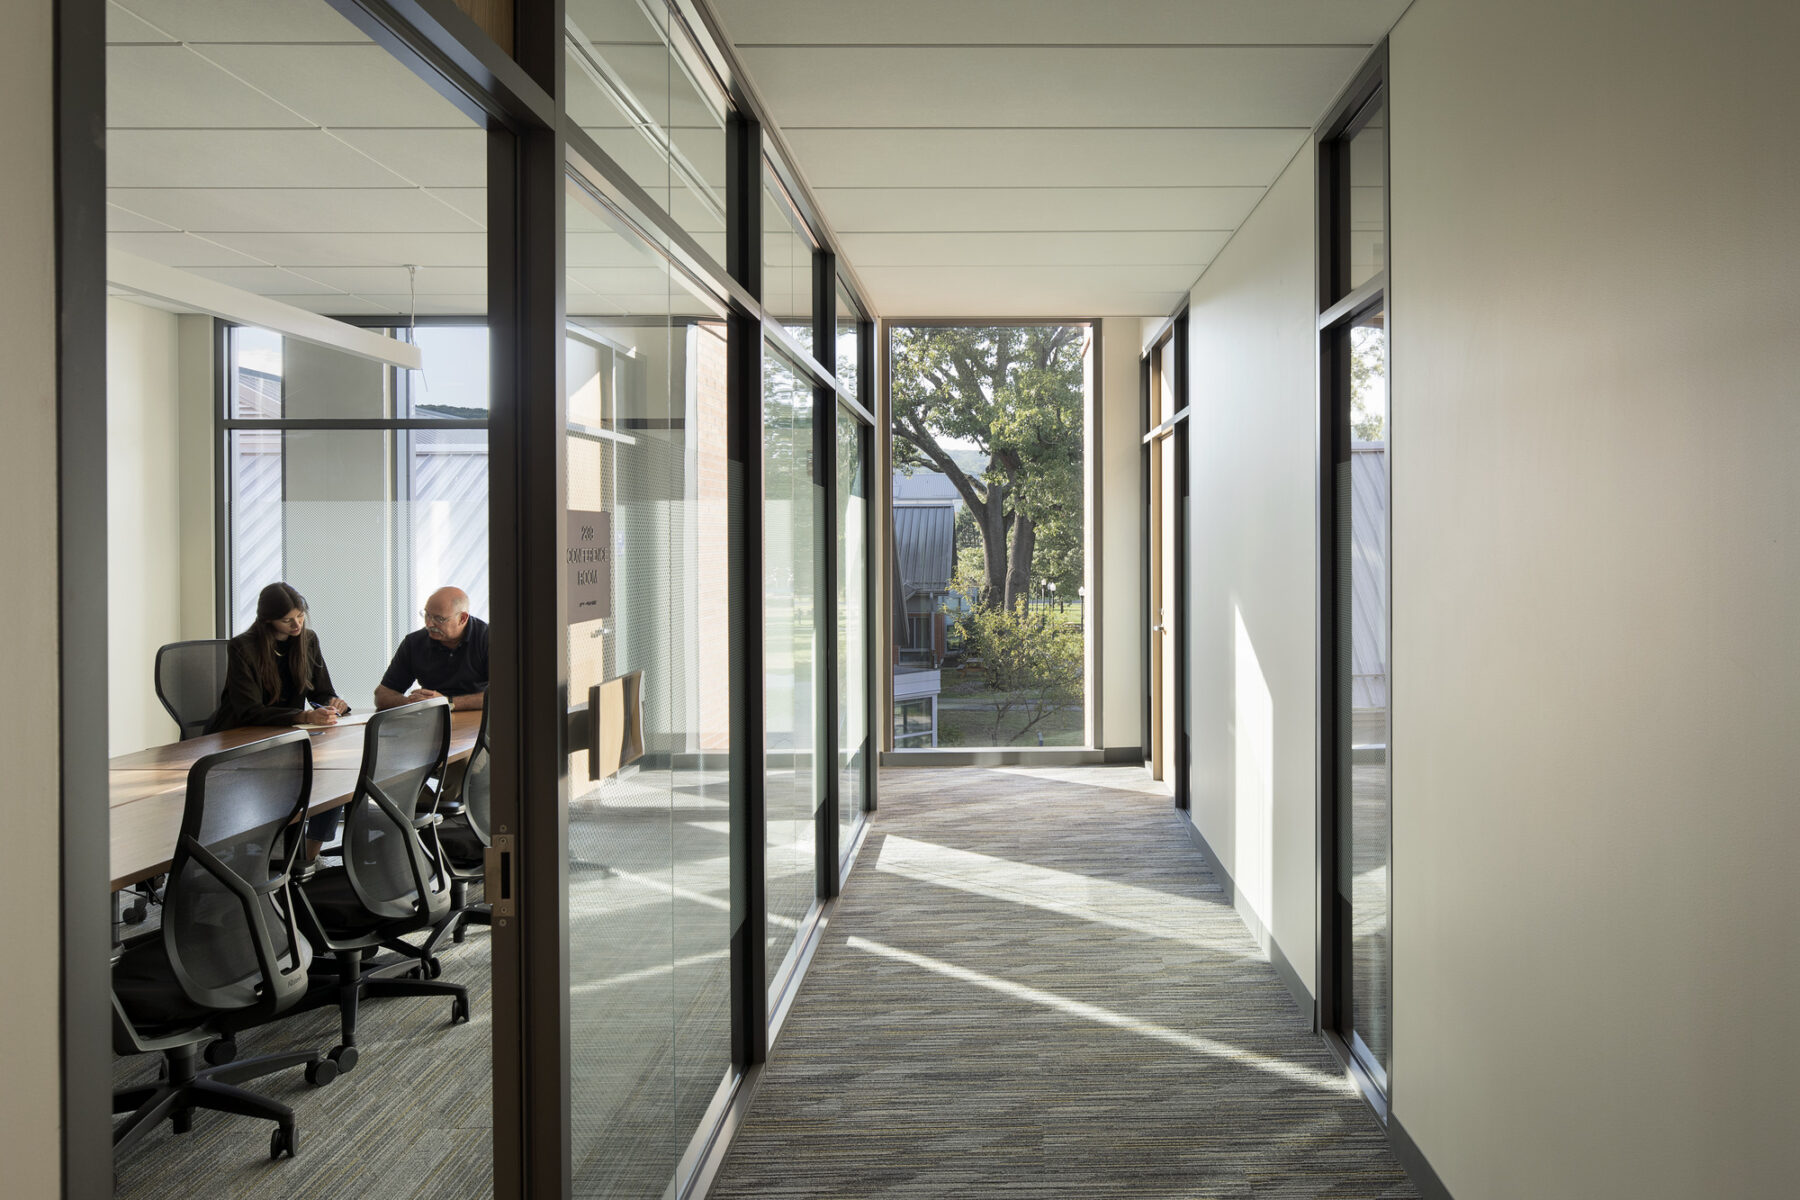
[708,0,1407,317]
[104,0,1403,324]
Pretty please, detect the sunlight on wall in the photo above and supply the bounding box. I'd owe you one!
[1233,605,1275,925]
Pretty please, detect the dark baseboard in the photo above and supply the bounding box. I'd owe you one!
[1102,745,1143,763]
[1175,812,1316,1022]
[1389,1112,1455,1200]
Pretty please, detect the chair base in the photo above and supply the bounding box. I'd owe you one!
[291,946,472,1074]
[113,1040,319,1162]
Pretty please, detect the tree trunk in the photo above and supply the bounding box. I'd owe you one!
[1003,512,1036,612]
[976,483,1009,610]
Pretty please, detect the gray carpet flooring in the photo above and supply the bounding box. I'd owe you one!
[707,764,1418,1200]
[112,914,494,1200]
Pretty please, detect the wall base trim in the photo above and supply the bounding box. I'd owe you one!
[1389,1112,1455,1200]
[1175,811,1315,1021]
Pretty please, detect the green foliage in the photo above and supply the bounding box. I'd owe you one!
[889,325,1086,610]
[1349,324,1386,442]
[953,599,1083,746]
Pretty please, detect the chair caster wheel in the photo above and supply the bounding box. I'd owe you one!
[123,900,148,925]
[305,1057,338,1087]
[408,956,443,980]
[204,1037,237,1066]
[270,1123,298,1160]
[450,994,470,1025]
[328,1044,359,1074]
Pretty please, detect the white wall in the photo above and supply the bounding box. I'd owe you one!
[0,1,64,1192]
[109,298,186,754]
[1388,1,1800,1195]
[1098,317,1143,751]
[177,314,217,639]
[1183,146,1320,991]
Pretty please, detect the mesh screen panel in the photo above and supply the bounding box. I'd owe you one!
[347,706,444,909]
[157,640,230,736]
[171,738,308,992]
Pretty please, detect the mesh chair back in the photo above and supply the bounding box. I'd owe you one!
[462,703,493,847]
[164,732,313,1015]
[155,639,230,740]
[344,699,451,920]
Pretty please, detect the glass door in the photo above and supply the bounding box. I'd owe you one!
[560,174,738,1198]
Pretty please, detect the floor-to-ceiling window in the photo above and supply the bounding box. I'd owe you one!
[223,324,491,707]
[886,322,1092,751]
[1319,55,1391,1099]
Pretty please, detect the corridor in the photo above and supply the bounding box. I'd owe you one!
[708,766,1416,1198]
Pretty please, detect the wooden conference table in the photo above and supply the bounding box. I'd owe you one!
[109,709,483,892]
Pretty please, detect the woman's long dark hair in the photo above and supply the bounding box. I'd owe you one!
[246,581,318,696]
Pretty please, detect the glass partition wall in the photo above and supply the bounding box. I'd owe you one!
[91,1,876,1195]
[555,7,875,1194]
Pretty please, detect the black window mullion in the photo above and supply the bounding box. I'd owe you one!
[725,109,769,1069]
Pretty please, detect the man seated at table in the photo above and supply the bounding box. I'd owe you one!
[375,586,489,713]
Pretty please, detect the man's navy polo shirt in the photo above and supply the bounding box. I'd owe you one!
[380,615,490,697]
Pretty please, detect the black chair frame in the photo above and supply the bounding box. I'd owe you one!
[112,731,331,1166]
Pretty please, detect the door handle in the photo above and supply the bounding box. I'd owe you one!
[485,834,516,919]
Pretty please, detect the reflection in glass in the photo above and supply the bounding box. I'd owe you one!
[564,0,729,265]
[1340,307,1389,1081]
[836,405,868,851]
[1347,96,1386,291]
[764,348,820,990]
[764,171,815,346]
[564,178,732,1196]
[836,281,861,399]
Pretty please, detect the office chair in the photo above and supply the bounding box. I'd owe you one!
[292,698,470,1075]
[111,731,331,1164]
[122,640,231,926]
[154,639,230,739]
[419,700,493,966]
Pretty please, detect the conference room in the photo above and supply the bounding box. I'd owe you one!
[98,0,793,1194]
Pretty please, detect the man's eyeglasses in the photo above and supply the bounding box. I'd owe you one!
[421,610,459,627]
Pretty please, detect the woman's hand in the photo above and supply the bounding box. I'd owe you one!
[304,706,339,726]
[329,697,351,715]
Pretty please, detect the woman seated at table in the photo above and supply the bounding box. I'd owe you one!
[205,581,351,733]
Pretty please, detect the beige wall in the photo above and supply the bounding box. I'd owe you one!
[1389,0,1800,1194]
[1182,145,1320,988]
[1097,317,1143,751]
[109,298,186,754]
[0,1,64,1193]
[177,314,217,639]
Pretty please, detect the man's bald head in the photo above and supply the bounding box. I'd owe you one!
[423,586,471,642]
[429,586,469,614]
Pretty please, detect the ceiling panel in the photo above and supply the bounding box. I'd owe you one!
[863,267,1195,318]
[711,0,1408,46]
[837,230,1230,268]
[107,203,178,232]
[108,187,484,234]
[108,129,413,189]
[197,231,486,269]
[738,46,1365,130]
[329,129,487,188]
[106,45,312,128]
[814,186,1264,233]
[111,0,366,44]
[181,266,346,295]
[279,266,488,296]
[198,44,475,129]
[267,293,401,316]
[107,230,270,267]
[784,127,1304,189]
[107,3,175,43]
